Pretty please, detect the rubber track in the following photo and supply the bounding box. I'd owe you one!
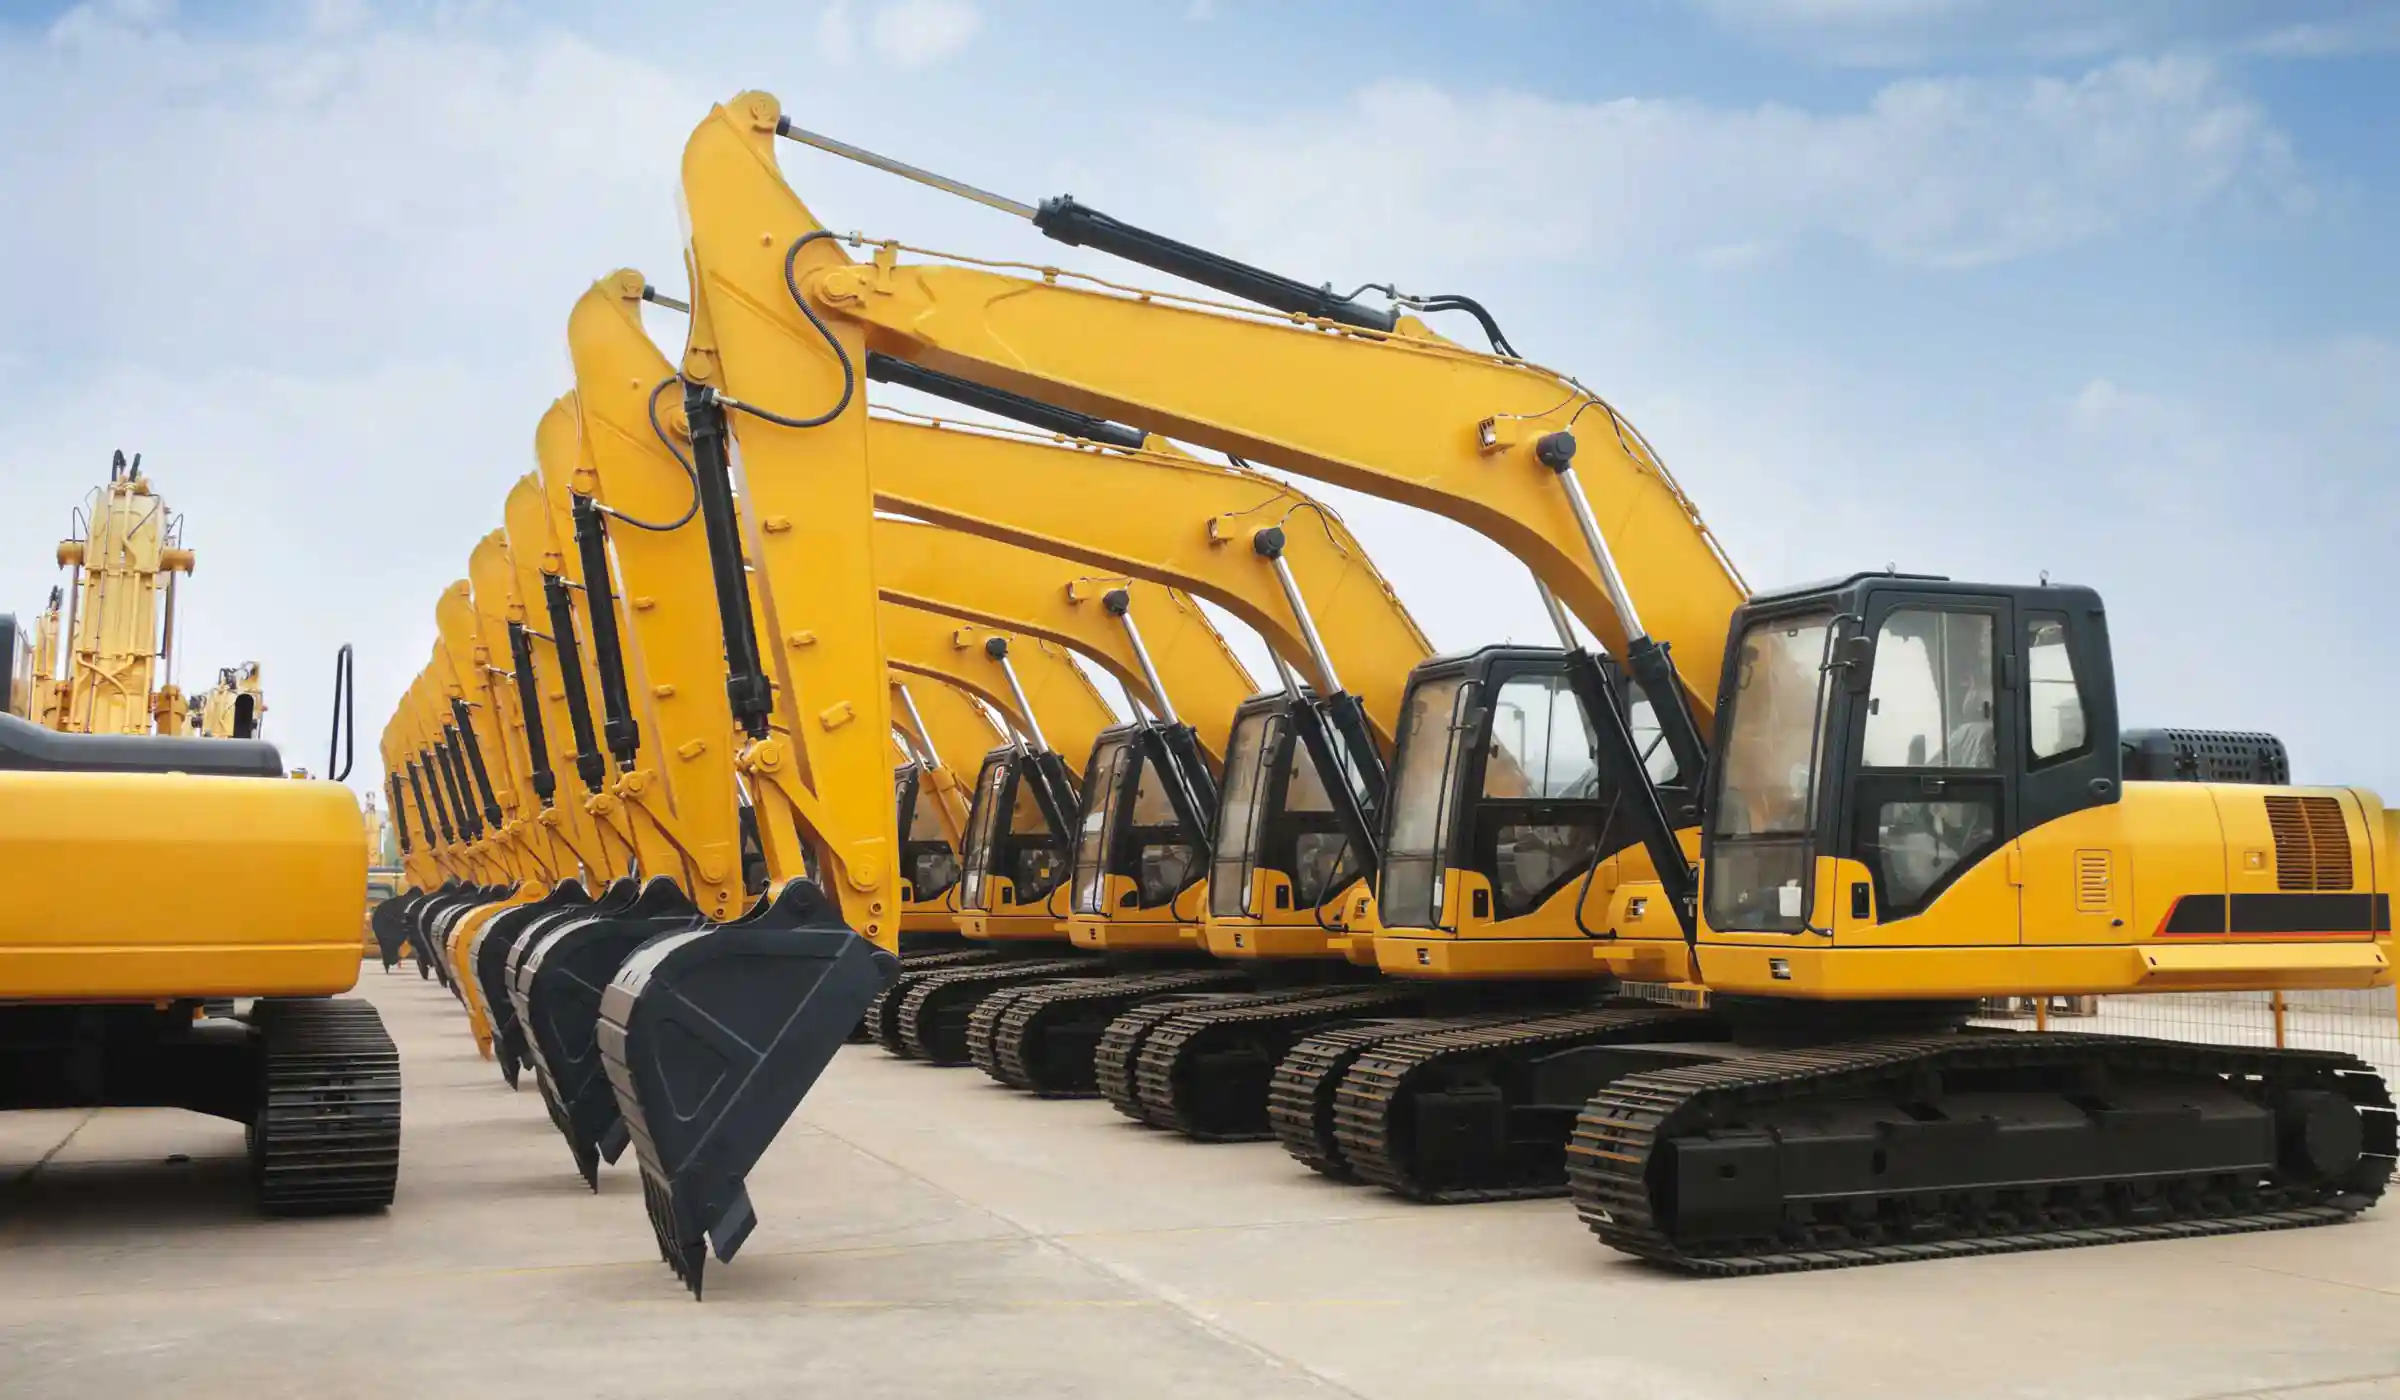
[1568,1032,2398,1275]
[252,998,402,1216]
[1334,1006,1705,1203]
[1267,1010,1524,1181]
[895,958,1104,1064]
[971,969,1251,1095]
[1133,985,1425,1139]
[1100,987,1356,1126]
[862,949,1013,1053]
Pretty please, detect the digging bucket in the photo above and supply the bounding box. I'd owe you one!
[513,877,704,1188]
[599,879,898,1297]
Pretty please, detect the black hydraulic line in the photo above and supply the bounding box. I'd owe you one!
[415,752,456,845]
[1029,196,1399,333]
[451,695,505,828]
[326,644,355,783]
[681,385,775,740]
[1285,693,1382,877]
[1562,649,1697,941]
[1625,638,1709,822]
[542,574,610,793]
[386,771,413,853]
[436,728,483,840]
[506,621,557,805]
[569,495,641,769]
[1135,722,1218,856]
[864,352,1146,449]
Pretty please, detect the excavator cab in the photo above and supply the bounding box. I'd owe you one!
[1373,646,1689,955]
[1065,719,1217,949]
[1206,688,1381,950]
[895,760,962,912]
[956,744,1078,939]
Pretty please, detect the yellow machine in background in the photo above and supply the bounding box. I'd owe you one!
[191,661,268,739]
[51,452,196,736]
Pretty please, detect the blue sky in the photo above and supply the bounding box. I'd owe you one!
[0,0,2393,792]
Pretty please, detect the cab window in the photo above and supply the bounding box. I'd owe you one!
[2025,613,2087,764]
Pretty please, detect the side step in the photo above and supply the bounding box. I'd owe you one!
[599,880,899,1299]
[968,968,1251,1096]
[249,997,402,1216]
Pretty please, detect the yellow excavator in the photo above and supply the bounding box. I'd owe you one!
[736,99,2391,1269]
[1,580,395,1217]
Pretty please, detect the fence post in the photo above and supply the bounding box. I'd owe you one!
[2035,997,2049,1032]
[2271,991,2288,1049]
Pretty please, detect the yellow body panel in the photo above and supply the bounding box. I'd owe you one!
[1693,783,2393,998]
[0,772,366,1000]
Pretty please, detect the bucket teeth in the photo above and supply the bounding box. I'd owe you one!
[600,879,897,1298]
[511,877,701,1187]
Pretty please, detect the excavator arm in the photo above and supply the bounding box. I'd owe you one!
[875,518,1252,764]
[867,417,1426,748]
[678,98,894,946]
[745,101,1740,742]
[568,284,752,918]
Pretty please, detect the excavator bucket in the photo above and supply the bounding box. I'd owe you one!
[472,879,593,1089]
[512,878,703,1188]
[600,879,898,1298]
[369,892,422,971]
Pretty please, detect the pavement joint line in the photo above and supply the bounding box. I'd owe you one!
[821,1102,1382,1400]
[1,1107,100,1236]
[2212,1255,2400,1301]
[2181,1369,2400,1400]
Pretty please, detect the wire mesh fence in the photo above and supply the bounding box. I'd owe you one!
[1974,988,2400,1085]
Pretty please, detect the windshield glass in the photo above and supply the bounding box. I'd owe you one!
[1704,612,1834,933]
[1209,711,1277,918]
[1712,614,1835,839]
[1072,739,1131,914]
[958,755,1010,909]
[1379,674,1467,930]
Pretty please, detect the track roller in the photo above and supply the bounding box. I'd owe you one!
[1569,1032,2397,1275]
[598,879,899,1299]
[969,968,1250,1096]
[1128,985,1424,1138]
[892,957,1104,1064]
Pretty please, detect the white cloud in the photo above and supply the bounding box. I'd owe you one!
[816,0,859,62]
[1692,0,2400,65]
[869,0,982,69]
[1164,57,2298,276]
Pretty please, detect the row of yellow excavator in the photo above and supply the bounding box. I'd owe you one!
[2,453,399,1219]
[380,89,2391,1298]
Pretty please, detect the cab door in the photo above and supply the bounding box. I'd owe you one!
[1834,591,2023,946]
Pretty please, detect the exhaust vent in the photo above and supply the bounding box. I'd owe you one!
[2266,795,2352,891]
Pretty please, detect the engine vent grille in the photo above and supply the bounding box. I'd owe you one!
[2266,795,2352,891]
[2074,850,2113,913]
